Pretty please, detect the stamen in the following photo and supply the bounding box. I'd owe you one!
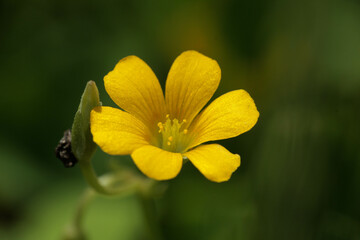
[157,116,189,152]
[157,122,164,133]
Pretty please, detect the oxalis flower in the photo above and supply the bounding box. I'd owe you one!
[90,50,259,182]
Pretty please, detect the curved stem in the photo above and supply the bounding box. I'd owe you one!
[63,189,94,240]
[78,157,165,239]
[74,189,95,232]
[79,161,138,196]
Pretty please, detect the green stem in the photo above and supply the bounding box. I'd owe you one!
[74,189,94,233]
[63,189,95,240]
[79,161,138,196]
[137,181,163,240]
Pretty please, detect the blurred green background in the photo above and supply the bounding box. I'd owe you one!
[1,0,360,239]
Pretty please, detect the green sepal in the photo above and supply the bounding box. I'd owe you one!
[71,81,101,162]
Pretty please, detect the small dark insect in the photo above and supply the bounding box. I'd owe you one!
[55,129,78,168]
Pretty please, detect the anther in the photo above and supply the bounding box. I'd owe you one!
[168,136,173,142]
[167,141,171,146]
[183,119,187,123]
[157,122,164,133]
[183,129,188,134]
[166,114,170,119]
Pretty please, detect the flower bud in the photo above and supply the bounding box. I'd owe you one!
[71,81,101,162]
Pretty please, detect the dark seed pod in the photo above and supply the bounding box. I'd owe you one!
[55,129,78,168]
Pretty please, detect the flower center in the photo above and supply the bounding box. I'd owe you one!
[157,114,188,153]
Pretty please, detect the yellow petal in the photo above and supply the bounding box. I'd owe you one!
[187,90,259,149]
[165,50,221,124]
[104,55,166,129]
[131,145,183,180]
[184,144,240,182]
[90,106,150,155]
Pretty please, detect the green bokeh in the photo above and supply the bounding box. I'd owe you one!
[1,0,359,239]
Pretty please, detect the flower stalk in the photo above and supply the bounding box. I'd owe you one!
[137,191,163,240]
[62,189,94,240]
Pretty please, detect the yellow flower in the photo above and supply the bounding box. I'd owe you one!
[90,51,259,182]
